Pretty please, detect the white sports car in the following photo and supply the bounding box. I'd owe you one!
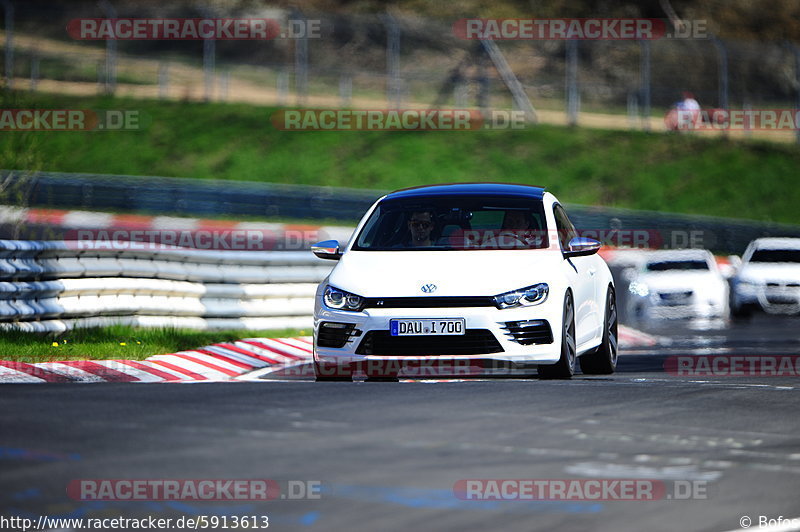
[627,249,729,320]
[311,183,616,380]
[731,237,800,317]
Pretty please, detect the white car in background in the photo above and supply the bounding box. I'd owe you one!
[310,183,617,380]
[731,238,800,317]
[627,249,729,320]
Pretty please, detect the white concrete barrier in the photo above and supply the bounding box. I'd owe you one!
[0,240,331,331]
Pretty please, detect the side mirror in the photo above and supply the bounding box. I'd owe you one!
[311,240,342,260]
[564,237,601,258]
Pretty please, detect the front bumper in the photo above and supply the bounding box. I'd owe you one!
[734,282,800,312]
[313,302,564,367]
[630,292,727,319]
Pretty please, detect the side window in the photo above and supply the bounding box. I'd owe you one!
[552,204,577,250]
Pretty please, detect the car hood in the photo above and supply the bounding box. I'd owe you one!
[636,271,723,293]
[328,250,563,297]
[738,263,800,283]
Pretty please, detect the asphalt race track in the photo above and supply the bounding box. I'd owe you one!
[1,311,800,532]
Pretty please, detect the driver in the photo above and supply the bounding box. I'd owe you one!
[406,211,435,247]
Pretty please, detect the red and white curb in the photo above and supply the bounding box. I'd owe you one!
[0,337,314,383]
[618,325,660,347]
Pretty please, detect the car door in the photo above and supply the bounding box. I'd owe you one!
[553,204,600,347]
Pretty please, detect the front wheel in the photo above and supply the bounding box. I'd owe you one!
[580,286,618,375]
[539,292,576,379]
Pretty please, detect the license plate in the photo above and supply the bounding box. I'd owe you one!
[390,318,465,336]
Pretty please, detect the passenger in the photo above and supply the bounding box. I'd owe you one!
[499,211,540,248]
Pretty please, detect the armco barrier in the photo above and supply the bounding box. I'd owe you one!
[5,170,800,254]
[0,240,334,332]
[2,170,382,222]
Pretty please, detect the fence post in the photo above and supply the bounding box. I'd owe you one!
[743,100,751,137]
[476,59,489,111]
[627,92,639,128]
[293,9,308,105]
[98,0,116,95]
[383,13,401,108]
[712,37,729,110]
[277,69,289,105]
[201,7,216,102]
[30,52,38,92]
[1,0,13,90]
[339,74,352,106]
[566,39,579,126]
[639,39,651,131]
[794,46,800,144]
[158,61,169,99]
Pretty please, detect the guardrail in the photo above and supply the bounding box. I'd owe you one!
[6,170,800,254]
[0,240,334,333]
[2,170,382,222]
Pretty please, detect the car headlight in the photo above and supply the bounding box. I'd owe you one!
[493,283,549,309]
[628,281,650,297]
[323,285,365,311]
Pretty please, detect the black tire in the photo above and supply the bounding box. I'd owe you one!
[314,362,353,382]
[731,301,754,320]
[580,286,618,375]
[539,292,576,379]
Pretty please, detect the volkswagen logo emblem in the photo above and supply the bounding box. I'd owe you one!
[421,283,437,294]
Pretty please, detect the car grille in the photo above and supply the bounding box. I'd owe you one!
[658,291,693,305]
[361,296,496,309]
[500,320,553,345]
[355,330,503,356]
[316,322,359,348]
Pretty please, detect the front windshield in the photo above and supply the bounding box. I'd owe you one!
[353,195,549,251]
[749,249,800,263]
[646,260,709,272]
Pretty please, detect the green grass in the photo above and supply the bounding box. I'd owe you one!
[2,92,800,223]
[0,325,307,363]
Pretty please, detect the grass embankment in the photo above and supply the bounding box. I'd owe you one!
[2,92,799,223]
[0,325,306,363]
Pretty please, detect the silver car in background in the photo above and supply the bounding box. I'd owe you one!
[731,238,800,317]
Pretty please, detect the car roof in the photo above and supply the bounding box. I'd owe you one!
[384,183,546,200]
[643,249,712,263]
[751,237,800,250]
